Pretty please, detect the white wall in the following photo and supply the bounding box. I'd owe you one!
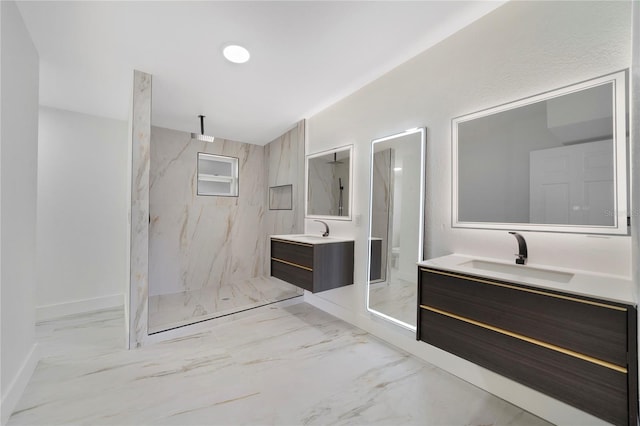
[36,107,127,320]
[0,1,40,423]
[305,2,632,425]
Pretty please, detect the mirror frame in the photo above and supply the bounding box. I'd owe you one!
[366,127,426,331]
[305,145,354,221]
[452,70,628,235]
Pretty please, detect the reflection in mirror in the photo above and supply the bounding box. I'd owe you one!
[453,70,628,234]
[367,128,425,330]
[306,146,352,220]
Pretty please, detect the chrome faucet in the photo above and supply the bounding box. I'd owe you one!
[314,220,330,237]
[509,232,527,265]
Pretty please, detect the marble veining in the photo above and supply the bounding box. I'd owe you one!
[264,120,305,273]
[369,276,417,326]
[150,126,267,297]
[128,69,152,348]
[148,122,306,333]
[148,276,302,333]
[8,303,551,426]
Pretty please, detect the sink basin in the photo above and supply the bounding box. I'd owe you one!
[459,260,574,283]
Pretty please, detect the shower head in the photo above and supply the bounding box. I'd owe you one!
[191,115,215,143]
[327,153,343,164]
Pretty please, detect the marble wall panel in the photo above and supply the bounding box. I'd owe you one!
[128,70,152,348]
[149,127,266,297]
[264,121,305,272]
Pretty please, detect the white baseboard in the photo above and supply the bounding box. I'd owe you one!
[36,294,123,322]
[1,343,39,425]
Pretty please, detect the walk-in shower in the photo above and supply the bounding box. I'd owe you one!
[147,121,306,334]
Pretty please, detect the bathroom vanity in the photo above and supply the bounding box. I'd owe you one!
[417,254,637,426]
[270,235,354,293]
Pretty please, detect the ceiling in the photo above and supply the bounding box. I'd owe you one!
[16,1,505,145]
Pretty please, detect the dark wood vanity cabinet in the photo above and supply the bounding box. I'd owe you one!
[417,267,638,426]
[270,238,354,293]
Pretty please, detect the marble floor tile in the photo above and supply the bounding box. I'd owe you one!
[148,276,303,333]
[369,272,417,326]
[9,303,551,426]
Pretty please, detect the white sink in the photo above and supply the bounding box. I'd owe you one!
[419,254,634,305]
[458,259,574,283]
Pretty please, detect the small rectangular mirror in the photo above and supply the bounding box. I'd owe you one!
[453,70,628,234]
[305,145,353,220]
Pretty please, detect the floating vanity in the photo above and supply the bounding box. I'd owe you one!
[417,254,637,426]
[270,235,354,293]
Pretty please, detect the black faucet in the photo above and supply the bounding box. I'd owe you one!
[509,232,527,265]
[314,220,330,237]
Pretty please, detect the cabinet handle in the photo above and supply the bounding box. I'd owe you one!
[421,305,628,373]
[420,268,627,312]
[271,257,313,272]
[271,238,313,248]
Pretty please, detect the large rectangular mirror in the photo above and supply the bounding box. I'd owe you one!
[453,70,628,234]
[306,145,353,220]
[367,128,425,330]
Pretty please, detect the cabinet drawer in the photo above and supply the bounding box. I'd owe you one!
[420,268,628,367]
[420,308,628,426]
[271,259,313,292]
[271,239,313,269]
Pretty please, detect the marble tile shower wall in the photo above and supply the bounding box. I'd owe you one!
[128,70,152,348]
[149,127,266,297]
[264,120,305,273]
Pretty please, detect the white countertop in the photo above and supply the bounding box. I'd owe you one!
[271,234,354,245]
[418,254,636,305]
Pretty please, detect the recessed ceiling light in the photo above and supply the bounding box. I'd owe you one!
[223,45,250,64]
